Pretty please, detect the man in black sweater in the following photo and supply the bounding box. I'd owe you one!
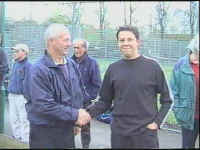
[87,25,172,148]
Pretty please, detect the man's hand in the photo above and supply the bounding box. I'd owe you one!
[146,122,158,130]
[75,109,91,126]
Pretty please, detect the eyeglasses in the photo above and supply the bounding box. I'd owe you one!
[118,38,137,43]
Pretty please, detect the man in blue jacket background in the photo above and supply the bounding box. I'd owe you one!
[26,24,91,149]
[72,39,102,148]
[0,34,9,90]
[8,43,32,144]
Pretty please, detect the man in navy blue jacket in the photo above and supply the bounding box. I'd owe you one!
[8,43,32,144]
[0,34,9,89]
[72,39,102,148]
[26,24,91,149]
[0,35,9,132]
[0,49,9,89]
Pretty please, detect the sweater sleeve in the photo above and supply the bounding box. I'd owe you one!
[86,65,113,118]
[154,64,173,128]
[87,60,102,101]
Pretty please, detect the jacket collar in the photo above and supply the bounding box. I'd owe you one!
[43,50,68,68]
[180,54,194,74]
[72,53,88,64]
[16,57,28,64]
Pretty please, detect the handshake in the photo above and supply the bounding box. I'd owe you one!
[75,108,92,126]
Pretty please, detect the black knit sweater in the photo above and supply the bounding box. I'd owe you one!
[87,55,172,136]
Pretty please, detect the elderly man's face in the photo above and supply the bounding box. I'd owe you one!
[52,31,72,56]
[73,41,87,58]
[13,49,26,61]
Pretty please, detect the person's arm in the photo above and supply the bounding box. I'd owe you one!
[170,65,180,106]
[0,50,9,77]
[86,65,113,118]
[153,64,173,128]
[22,61,32,100]
[30,64,79,122]
[87,60,102,101]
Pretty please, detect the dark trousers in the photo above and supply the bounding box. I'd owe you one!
[81,101,91,148]
[182,119,199,148]
[111,128,159,149]
[81,122,91,148]
[29,124,75,149]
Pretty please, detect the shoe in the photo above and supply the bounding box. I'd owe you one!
[82,145,89,149]
[20,139,29,144]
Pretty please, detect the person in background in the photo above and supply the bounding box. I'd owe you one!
[0,34,9,90]
[71,39,102,148]
[26,23,91,149]
[7,43,32,144]
[0,35,9,132]
[170,34,199,148]
[86,25,172,148]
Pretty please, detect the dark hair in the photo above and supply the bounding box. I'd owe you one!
[116,25,140,40]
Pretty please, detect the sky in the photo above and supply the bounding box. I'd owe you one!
[5,1,190,28]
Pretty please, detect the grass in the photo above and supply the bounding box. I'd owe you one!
[0,134,29,149]
[96,58,177,126]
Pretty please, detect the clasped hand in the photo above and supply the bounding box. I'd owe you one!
[75,108,91,126]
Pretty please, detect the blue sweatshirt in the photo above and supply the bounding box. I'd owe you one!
[8,57,32,95]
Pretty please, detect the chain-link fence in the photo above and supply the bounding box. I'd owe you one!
[0,2,195,131]
[3,20,191,66]
[1,2,192,67]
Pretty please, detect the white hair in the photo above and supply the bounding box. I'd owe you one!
[72,38,89,50]
[187,34,199,53]
[44,23,70,49]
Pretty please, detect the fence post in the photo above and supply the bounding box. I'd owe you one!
[0,1,6,133]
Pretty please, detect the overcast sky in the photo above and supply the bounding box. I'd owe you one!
[5,1,189,28]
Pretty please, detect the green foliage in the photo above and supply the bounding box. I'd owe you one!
[0,134,28,149]
[166,111,177,125]
[43,9,71,25]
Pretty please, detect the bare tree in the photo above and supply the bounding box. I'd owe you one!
[155,2,169,39]
[184,1,199,37]
[123,2,127,25]
[99,2,105,30]
[58,2,82,40]
[58,1,82,26]
[129,2,137,25]
[72,2,82,26]
[122,2,137,26]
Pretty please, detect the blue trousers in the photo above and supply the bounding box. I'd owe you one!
[182,119,199,148]
[29,123,75,149]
